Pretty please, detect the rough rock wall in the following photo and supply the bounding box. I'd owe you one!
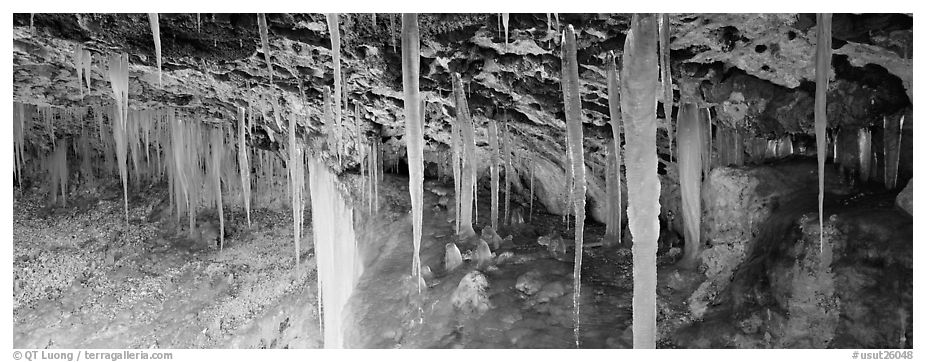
[688,160,850,319]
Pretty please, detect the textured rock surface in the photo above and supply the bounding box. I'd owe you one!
[689,160,851,319]
[895,179,912,216]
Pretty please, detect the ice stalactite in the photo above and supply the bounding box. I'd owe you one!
[79,133,95,189]
[127,112,141,187]
[782,135,794,156]
[814,13,832,251]
[47,139,68,207]
[238,107,252,227]
[676,102,702,269]
[452,73,478,239]
[73,44,92,96]
[402,13,424,286]
[287,112,304,264]
[14,102,25,188]
[390,14,397,53]
[621,14,660,349]
[701,109,712,178]
[502,13,510,51]
[210,126,226,250]
[451,120,462,233]
[257,14,273,82]
[488,118,500,230]
[108,53,130,222]
[503,118,513,225]
[307,156,362,349]
[562,25,587,348]
[659,14,674,161]
[529,160,534,222]
[148,13,162,87]
[858,127,872,182]
[884,115,903,189]
[605,51,623,245]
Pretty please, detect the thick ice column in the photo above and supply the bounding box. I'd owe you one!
[676,103,702,268]
[452,73,478,238]
[108,53,130,222]
[620,14,660,349]
[307,156,362,348]
[402,13,424,283]
[814,13,832,250]
[562,24,587,347]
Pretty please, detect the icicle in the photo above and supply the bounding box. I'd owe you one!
[488,118,500,231]
[74,44,92,97]
[257,14,273,82]
[884,115,903,189]
[327,14,343,130]
[502,13,509,51]
[529,159,534,222]
[814,13,832,252]
[307,156,362,349]
[621,14,660,349]
[14,102,25,188]
[503,118,513,225]
[108,53,130,222]
[452,73,478,238]
[210,127,225,250]
[288,112,304,264]
[390,14,397,53]
[858,127,872,182]
[701,109,712,178]
[371,13,376,28]
[148,13,162,87]
[659,14,674,161]
[402,13,424,287]
[238,107,252,227]
[546,13,552,32]
[451,119,462,234]
[605,51,623,245]
[48,139,68,207]
[677,103,703,268]
[562,25,588,348]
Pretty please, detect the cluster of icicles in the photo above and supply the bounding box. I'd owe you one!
[16,12,907,350]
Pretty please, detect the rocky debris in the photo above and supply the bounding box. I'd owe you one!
[515,270,543,296]
[536,232,567,259]
[443,242,463,272]
[473,239,494,270]
[895,179,912,216]
[481,226,512,250]
[451,271,491,315]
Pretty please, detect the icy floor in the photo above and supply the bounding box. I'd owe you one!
[343,175,696,348]
[13,183,322,349]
